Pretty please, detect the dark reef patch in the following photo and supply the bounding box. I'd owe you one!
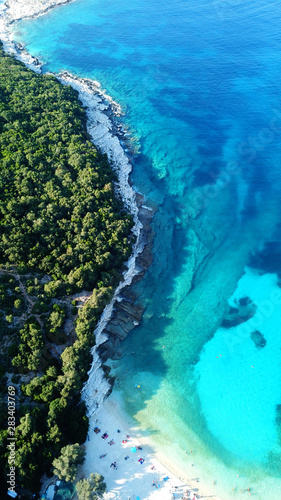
[239,296,252,307]
[250,330,267,349]
[221,301,256,329]
[249,238,281,276]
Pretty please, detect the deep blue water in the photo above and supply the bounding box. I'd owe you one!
[14,0,281,497]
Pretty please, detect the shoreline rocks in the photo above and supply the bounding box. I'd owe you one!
[100,195,155,361]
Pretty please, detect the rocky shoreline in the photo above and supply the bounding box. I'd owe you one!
[100,195,155,361]
[0,0,155,414]
[55,71,156,369]
[2,0,75,24]
[57,70,137,159]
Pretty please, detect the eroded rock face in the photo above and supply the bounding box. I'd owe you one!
[250,330,267,349]
[100,289,145,359]
[99,198,155,360]
[221,298,257,329]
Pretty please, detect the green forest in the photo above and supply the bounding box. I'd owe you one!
[0,42,134,498]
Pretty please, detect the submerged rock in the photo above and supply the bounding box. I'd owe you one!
[250,330,267,349]
[221,299,256,329]
[221,313,254,328]
[239,296,252,306]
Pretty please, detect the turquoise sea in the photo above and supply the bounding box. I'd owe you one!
[13,0,281,497]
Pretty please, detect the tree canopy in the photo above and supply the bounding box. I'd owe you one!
[76,473,106,500]
[52,443,85,482]
[0,42,134,293]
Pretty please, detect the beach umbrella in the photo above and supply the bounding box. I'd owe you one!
[131,446,137,453]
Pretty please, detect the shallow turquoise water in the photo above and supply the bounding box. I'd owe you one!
[196,269,281,462]
[13,0,281,497]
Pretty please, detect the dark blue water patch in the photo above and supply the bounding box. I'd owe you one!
[51,47,119,72]
[249,238,281,276]
[192,162,222,187]
[242,165,275,219]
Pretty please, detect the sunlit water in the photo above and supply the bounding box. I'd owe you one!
[13,0,281,497]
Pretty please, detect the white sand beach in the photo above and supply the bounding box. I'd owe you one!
[82,393,221,500]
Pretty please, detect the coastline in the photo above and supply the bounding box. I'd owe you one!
[2,4,281,500]
[82,390,222,500]
[0,0,151,412]
[0,2,220,499]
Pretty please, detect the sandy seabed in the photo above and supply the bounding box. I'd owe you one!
[83,392,221,500]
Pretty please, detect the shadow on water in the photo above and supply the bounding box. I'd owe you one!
[249,223,281,278]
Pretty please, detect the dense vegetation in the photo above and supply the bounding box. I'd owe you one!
[76,472,106,500]
[0,46,133,289]
[0,42,134,497]
[52,443,86,483]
